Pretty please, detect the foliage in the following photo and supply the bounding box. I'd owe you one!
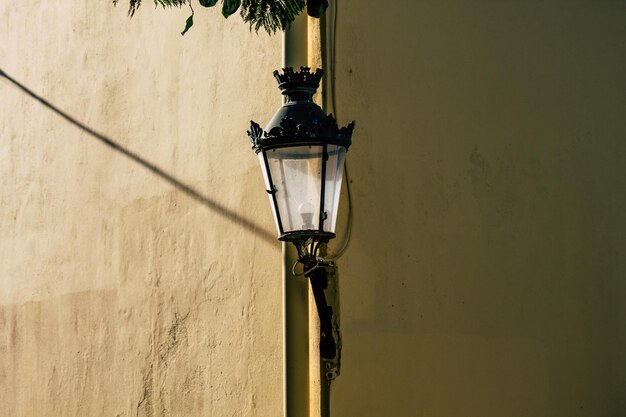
[113,0,328,35]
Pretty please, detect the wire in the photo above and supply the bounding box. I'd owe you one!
[326,162,352,260]
[331,0,338,118]
[292,258,321,277]
[326,0,353,261]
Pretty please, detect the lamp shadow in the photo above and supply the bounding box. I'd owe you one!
[0,68,275,245]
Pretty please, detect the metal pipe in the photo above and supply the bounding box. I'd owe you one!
[283,11,309,417]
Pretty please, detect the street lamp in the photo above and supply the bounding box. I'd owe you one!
[247,66,355,359]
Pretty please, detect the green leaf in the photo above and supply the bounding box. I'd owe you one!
[199,0,218,7]
[222,0,241,18]
[181,13,194,35]
[241,0,305,33]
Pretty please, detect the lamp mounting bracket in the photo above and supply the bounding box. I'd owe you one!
[301,256,337,361]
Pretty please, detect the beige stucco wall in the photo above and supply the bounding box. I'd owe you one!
[0,2,283,416]
[330,1,625,416]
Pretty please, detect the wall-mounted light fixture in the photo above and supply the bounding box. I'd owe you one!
[247,66,355,359]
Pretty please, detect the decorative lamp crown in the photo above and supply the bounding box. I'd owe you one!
[273,67,324,102]
[247,67,354,154]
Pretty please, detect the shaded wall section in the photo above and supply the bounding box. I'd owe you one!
[0,2,282,416]
[331,1,626,416]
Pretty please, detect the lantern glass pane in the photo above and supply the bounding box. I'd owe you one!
[266,146,323,233]
[257,152,281,234]
[322,145,346,233]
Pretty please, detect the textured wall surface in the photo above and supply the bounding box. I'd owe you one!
[0,2,282,416]
[330,1,626,416]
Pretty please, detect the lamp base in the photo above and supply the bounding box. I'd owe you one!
[278,230,335,243]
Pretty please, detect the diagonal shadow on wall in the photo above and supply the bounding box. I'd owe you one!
[0,68,275,244]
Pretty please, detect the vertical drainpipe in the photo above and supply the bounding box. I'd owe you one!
[283,11,309,417]
[306,14,325,417]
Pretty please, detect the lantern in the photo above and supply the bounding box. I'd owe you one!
[247,67,355,251]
